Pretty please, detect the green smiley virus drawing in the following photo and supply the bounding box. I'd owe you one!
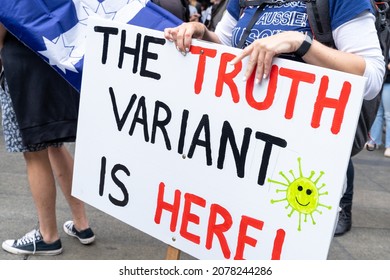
[268,157,332,231]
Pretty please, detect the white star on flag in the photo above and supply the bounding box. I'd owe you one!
[39,0,147,74]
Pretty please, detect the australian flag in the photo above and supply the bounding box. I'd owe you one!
[0,0,182,92]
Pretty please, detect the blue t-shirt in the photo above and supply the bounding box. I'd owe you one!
[227,0,373,48]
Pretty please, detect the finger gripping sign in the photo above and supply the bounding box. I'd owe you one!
[73,17,366,260]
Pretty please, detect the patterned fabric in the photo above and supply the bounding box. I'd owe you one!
[0,77,62,153]
[227,0,373,48]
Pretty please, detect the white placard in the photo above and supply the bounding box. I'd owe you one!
[73,17,366,260]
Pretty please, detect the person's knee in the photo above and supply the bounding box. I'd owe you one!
[23,148,48,161]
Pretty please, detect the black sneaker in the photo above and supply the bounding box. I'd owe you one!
[2,229,63,255]
[63,221,95,245]
[334,205,352,236]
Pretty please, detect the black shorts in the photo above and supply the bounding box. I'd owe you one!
[1,33,80,146]
[1,76,62,152]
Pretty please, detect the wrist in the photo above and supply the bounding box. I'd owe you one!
[295,33,312,57]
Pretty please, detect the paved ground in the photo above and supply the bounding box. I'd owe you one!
[0,128,389,260]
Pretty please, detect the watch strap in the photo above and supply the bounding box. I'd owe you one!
[295,33,312,57]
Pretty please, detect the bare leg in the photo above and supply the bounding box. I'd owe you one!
[48,145,90,231]
[23,149,59,243]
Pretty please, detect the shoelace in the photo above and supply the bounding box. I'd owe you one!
[15,229,40,254]
[66,222,77,235]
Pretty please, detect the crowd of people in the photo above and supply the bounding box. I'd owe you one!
[0,0,388,258]
[182,0,228,30]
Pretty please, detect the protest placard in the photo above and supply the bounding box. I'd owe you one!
[72,17,366,260]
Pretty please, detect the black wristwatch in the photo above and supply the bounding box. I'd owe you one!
[295,33,312,57]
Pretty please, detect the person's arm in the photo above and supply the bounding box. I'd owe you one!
[231,12,379,82]
[330,12,384,100]
[229,12,384,99]
[0,23,7,46]
[0,23,6,50]
[165,11,384,99]
[0,23,6,70]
